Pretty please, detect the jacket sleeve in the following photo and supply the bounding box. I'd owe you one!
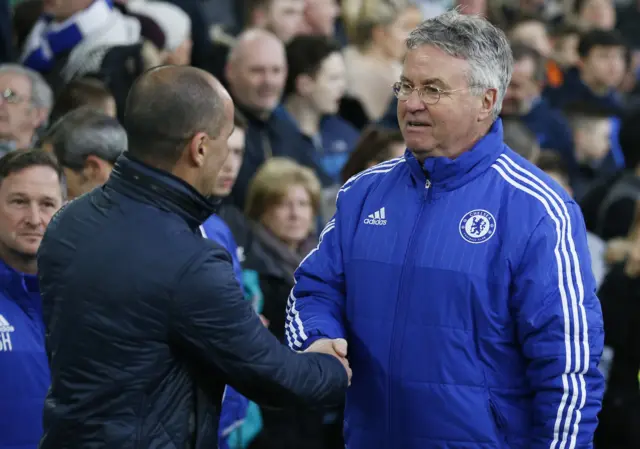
[512,201,605,449]
[285,201,347,351]
[169,246,348,408]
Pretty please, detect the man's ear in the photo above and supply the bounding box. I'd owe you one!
[31,107,49,129]
[84,155,112,183]
[478,88,498,121]
[188,132,208,167]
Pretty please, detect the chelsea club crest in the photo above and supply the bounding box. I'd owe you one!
[459,209,496,244]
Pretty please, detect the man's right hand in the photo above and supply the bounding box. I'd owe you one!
[305,338,352,385]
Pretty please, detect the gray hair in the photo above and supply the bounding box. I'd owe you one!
[0,64,54,112]
[405,9,513,119]
[43,106,127,170]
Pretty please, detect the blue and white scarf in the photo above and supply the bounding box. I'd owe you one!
[21,0,115,73]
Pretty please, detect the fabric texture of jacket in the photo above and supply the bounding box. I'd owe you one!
[0,259,49,449]
[286,119,605,449]
[36,154,348,449]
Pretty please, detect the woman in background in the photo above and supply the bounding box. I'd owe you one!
[341,125,405,182]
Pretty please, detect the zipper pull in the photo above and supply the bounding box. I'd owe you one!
[424,179,431,200]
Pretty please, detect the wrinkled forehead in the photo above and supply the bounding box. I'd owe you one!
[0,72,31,98]
[401,45,471,87]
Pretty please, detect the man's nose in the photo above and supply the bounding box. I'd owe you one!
[404,91,425,111]
[24,203,42,225]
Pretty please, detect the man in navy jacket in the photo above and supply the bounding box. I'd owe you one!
[286,11,604,449]
[37,65,350,449]
[0,150,65,449]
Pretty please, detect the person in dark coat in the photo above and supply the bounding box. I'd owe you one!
[36,65,350,449]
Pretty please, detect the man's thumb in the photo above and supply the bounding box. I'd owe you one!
[332,338,348,357]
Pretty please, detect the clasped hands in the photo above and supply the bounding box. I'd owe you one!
[305,338,352,385]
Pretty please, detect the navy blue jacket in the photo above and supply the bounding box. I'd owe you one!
[0,260,48,449]
[286,119,605,449]
[36,155,348,449]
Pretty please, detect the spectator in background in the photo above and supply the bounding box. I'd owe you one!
[549,23,580,72]
[501,44,574,158]
[536,149,608,287]
[0,64,52,154]
[127,0,192,66]
[225,28,329,208]
[342,1,421,122]
[41,106,126,200]
[501,116,540,163]
[49,77,117,123]
[299,0,340,37]
[340,125,405,183]
[546,29,626,113]
[564,103,618,200]
[278,35,358,184]
[20,0,141,89]
[507,15,552,58]
[574,0,615,31]
[595,202,640,449]
[243,157,342,449]
[200,110,262,449]
[246,0,305,43]
[0,150,64,449]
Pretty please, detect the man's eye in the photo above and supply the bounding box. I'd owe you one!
[423,86,441,94]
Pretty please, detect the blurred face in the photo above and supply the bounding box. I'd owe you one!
[227,39,287,117]
[0,166,62,264]
[267,0,305,43]
[63,156,114,200]
[456,0,487,16]
[579,0,615,30]
[380,7,422,61]
[0,72,41,146]
[574,119,611,163]
[304,0,340,36]
[43,0,91,21]
[397,45,488,160]
[305,52,347,114]
[554,34,579,68]
[261,184,314,247]
[365,142,406,168]
[502,56,542,115]
[582,45,626,90]
[510,22,552,58]
[212,127,245,197]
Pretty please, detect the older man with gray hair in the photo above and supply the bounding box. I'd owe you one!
[0,64,53,153]
[286,10,604,449]
[42,106,126,199]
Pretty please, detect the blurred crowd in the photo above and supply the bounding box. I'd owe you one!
[0,0,640,448]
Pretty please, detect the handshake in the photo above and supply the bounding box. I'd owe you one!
[305,338,352,385]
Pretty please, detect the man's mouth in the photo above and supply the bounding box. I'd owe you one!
[407,121,430,127]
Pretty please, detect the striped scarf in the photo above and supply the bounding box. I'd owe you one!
[21,0,114,73]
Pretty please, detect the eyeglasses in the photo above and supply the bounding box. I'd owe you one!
[392,82,471,105]
[0,88,27,105]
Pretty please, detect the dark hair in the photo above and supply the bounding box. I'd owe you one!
[0,150,65,197]
[284,35,342,97]
[548,22,581,39]
[123,66,225,166]
[244,0,271,26]
[341,126,404,183]
[618,108,640,169]
[563,102,614,131]
[578,29,625,58]
[536,150,569,179]
[510,42,546,83]
[50,77,115,123]
[43,106,127,170]
[502,117,539,161]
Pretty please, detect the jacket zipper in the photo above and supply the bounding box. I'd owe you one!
[386,176,431,446]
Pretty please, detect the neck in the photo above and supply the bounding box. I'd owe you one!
[0,129,34,150]
[0,249,37,275]
[580,71,609,96]
[284,96,321,136]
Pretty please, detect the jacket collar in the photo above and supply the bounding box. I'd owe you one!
[0,258,39,296]
[406,118,505,192]
[106,154,219,228]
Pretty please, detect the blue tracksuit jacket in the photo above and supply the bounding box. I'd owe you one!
[286,119,605,449]
[0,259,49,449]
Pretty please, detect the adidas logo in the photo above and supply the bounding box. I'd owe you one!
[0,314,14,333]
[364,207,387,226]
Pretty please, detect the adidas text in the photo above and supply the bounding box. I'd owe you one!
[364,218,387,225]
